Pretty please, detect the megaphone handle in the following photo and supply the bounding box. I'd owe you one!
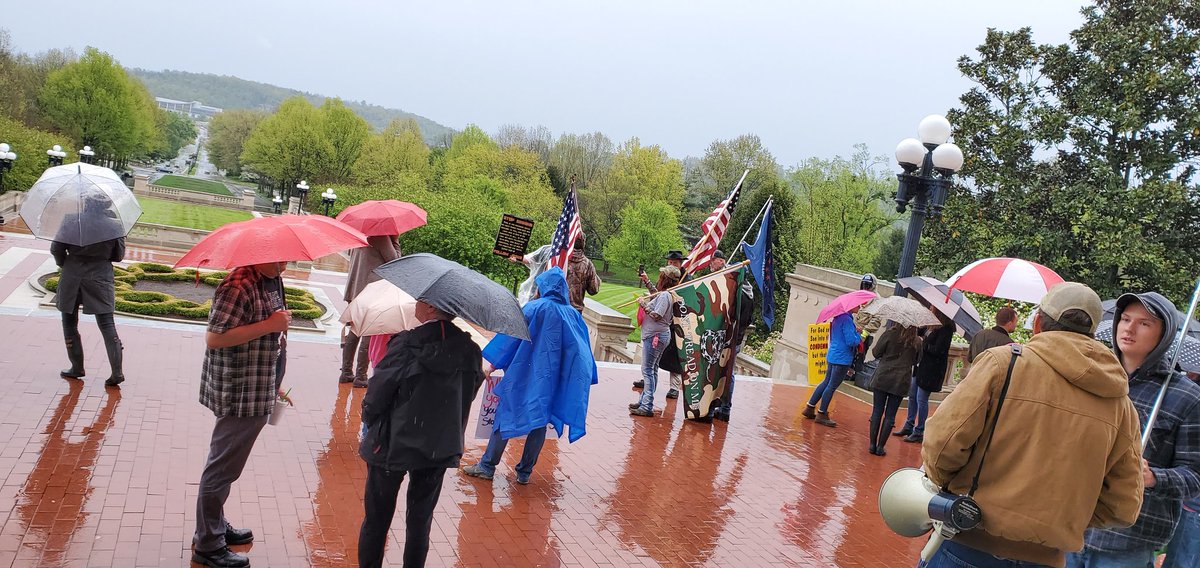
[920,524,947,562]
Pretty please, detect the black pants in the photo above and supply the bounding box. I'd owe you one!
[358,465,446,568]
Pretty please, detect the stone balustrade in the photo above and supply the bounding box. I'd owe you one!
[583,298,636,364]
[133,175,256,211]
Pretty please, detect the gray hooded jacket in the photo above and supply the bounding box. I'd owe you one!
[1084,292,1200,553]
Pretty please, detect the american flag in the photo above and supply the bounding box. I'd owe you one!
[681,170,747,276]
[548,187,582,270]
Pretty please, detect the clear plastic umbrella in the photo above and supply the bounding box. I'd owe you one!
[19,163,142,246]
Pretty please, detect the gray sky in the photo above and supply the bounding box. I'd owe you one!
[5,0,1087,167]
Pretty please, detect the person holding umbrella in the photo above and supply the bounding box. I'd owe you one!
[865,323,921,456]
[192,261,292,568]
[895,308,955,443]
[51,195,127,387]
[1069,292,1200,568]
[803,289,877,427]
[340,233,400,387]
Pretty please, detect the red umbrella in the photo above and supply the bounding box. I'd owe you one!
[334,200,427,237]
[946,257,1064,304]
[173,215,369,269]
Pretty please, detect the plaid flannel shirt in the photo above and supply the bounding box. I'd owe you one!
[1084,369,1200,552]
[199,266,285,418]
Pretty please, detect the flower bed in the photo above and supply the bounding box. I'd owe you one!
[42,262,325,326]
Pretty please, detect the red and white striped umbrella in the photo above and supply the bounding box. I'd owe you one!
[946,257,1065,304]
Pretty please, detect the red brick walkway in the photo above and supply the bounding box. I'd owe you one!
[0,235,929,567]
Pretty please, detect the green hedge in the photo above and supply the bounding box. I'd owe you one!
[44,263,324,321]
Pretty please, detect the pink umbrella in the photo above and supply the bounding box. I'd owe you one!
[816,290,878,323]
[334,200,427,237]
[946,257,1065,304]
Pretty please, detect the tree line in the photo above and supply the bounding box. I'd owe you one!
[0,31,196,189]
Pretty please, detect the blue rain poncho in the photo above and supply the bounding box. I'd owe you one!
[483,267,598,443]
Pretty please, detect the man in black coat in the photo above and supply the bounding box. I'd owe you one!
[357,301,485,568]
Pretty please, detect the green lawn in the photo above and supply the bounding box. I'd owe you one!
[594,281,646,342]
[153,175,232,196]
[137,197,254,231]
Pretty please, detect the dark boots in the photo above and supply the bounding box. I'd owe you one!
[61,336,85,379]
[868,415,881,455]
[802,404,816,419]
[875,419,893,456]
[815,411,837,427]
[104,335,124,387]
[339,331,360,383]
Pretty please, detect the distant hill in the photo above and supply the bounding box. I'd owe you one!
[130,69,456,144]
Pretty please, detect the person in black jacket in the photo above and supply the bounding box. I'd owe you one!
[357,301,486,568]
[895,308,954,443]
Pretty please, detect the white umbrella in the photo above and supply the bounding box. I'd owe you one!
[863,296,943,328]
[341,279,419,337]
[19,162,142,246]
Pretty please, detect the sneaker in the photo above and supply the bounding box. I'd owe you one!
[633,379,644,388]
[461,464,494,480]
[104,376,125,387]
[515,475,530,485]
[665,389,679,399]
[629,407,654,417]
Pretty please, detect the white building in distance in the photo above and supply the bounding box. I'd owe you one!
[155,97,223,120]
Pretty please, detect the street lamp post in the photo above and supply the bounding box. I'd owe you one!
[320,188,337,216]
[78,146,96,165]
[272,194,283,215]
[891,114,964,297]
[0,143,16,193]
[46,145,67,167]
[294,180,310,214]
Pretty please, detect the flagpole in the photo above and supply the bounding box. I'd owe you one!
[725,195,773,264]
[681,169,750,275]
[614,260,751,310]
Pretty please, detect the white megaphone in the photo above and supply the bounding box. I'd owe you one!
[879,467,983,561]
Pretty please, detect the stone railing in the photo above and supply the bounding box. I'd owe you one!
[583,298,636,364]
[133,175,255,211]
[125,222,212,250]
[0,190,25,221]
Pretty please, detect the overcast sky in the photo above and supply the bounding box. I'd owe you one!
[4,1,1087,168]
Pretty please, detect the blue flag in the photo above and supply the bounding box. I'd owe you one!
[740,201,775,329]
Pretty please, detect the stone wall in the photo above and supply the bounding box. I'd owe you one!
[583,298,636,364]
[133,175,255,211]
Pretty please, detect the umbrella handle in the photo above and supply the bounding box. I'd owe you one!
[1141,276,1200,452]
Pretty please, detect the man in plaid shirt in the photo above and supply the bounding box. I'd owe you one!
[192,262,291,568]
[1069,292,1200,568]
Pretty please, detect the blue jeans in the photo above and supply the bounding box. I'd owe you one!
[639,330,670,412]
[1164,507,1200,568]
[922,539,1052,567]
[902,378,932,435]
[807,363,851,413]
[476,426,548,480]
[1064,547,1156,568]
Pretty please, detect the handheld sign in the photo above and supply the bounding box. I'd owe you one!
[492,214,535,260]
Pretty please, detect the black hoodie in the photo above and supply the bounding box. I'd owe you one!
[1085,292,1200,552]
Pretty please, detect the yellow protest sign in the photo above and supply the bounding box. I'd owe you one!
[807,322,830,386]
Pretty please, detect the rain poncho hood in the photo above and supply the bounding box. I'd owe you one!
[483,267,598,442]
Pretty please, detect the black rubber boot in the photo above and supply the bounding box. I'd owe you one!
[61,337,85,379]
[868,415,881,455]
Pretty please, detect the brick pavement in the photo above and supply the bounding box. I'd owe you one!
[0,234,931,567]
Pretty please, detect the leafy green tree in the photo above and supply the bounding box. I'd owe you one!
[688,134,781,228]
[873,227,905,282]
[148,110,197,161]
[788,146,899,273]
[0,30,73,129]
[352,118,431,186]
[580,138,683,266]
[240,96,331,186]
[926,2,1200,302]
[38,47,157,162]
[0,115,70,192]
[547,131,614,193]
[603,199,686,273]
[320,98,370,183]
[206,109,266,176]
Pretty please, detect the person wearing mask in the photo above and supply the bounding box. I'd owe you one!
[1068,293,1200,567]
[630,266,681,417]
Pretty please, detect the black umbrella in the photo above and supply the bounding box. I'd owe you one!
[374,253,530,340]
[897,276,984,339]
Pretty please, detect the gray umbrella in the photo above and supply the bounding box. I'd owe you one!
[897,276,984,339]
[374,253,529,340]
